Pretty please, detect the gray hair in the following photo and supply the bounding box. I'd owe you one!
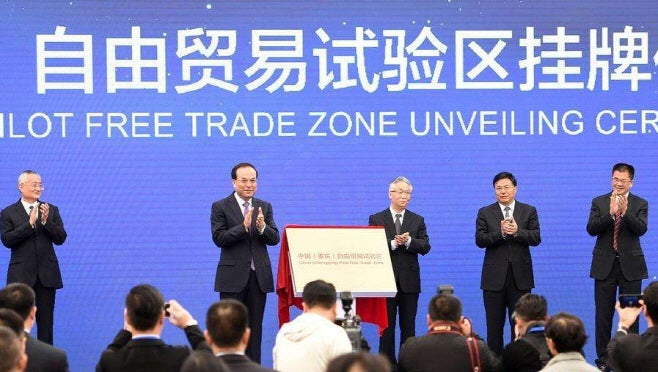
[17,170,39,186]
[389,176,412,190]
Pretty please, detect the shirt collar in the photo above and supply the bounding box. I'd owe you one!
[389,208,405,218]
[234,192,251,207]
[499,200,516,214]
[20,199,37,214]
[132,334,161,340]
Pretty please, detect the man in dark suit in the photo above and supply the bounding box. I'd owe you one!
[398,293,499,372]
[96,284,210,372]
[501,293,550,372]
[587,163,648,370]
[369,176,431,365]
[607,281,658,372]
[1,170,67,345]
[476,171,541,355]
[0,283,69,372]
[205,299,275,372]
[211,162,280,363]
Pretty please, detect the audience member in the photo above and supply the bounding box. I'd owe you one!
[0,283,69,372]
[181,351,230,372]
[0,309,25,340]
[273,280,352,372]
[540,312,598,372]
[502,293,551,371]
[205,299,275,372]
[96,284,209,372]
[607,281,658,372]
[326,352,391,372]
[0,326,27,372]
[398,293,499,372]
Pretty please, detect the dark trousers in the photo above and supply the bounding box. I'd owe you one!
[379,291,419,365]
[594,257,641,360]
[483,265,529,355]
[33,279,56,345]
[220,269,266,363]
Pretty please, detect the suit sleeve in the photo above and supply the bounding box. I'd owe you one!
[368,214,377,227]
[257,202,279,245]
[211,201,250,248]
[514,206,540,246]
[479,339,502,372]
[184,325,212,351]
[407,216,430,255]
[104,329,132,351]
[42,205,67,245]
[1,208,35,248]
[475,208,504,248]
[606,332,640,372]
[622,198,648,237]
[587,198,612,236]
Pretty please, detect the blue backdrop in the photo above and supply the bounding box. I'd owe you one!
[1,1,657,370]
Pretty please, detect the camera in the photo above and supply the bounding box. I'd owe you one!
[340,291,363,352]
[619,294,643,308]
[437,284,455,295]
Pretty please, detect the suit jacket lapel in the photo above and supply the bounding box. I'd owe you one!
[12,200,30,223]
[512,202,521,220]
[381,209,397,236]
[400,210,413,232]
[227,193,245,221]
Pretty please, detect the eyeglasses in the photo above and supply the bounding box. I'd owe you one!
[495,185,515,192]
[612,177,632,184]
[236,178,257,185]
[21,183,44,191]
[390,190,412,196]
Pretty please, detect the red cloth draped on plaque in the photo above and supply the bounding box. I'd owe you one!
[276,225,388,335]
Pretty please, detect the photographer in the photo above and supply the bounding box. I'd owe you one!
[606,281,658,372]
[501,293,551,371]
[398,293,499,372]
[273,280,352,372]
[96,284,210,372]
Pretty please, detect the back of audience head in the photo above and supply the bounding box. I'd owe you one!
[428,294,462,323]
[302,279,337,310]
[125,284,166,331]
[205,299,249,349]
[181,351,229,372]
[545,312,587,354]
[514,293,548,322]
[0,283,35,322]
[0,325,27,372]
[0,309,25,339]
[643,280,658,323]
[326,352,391,372]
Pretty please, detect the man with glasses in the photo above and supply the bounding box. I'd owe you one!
[1,170,67,345]
[476,171,541,356]
[587,163,648,371]
[368,176,431,366]
[210,162,279,363]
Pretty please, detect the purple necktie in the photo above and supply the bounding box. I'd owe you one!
[243,202,256,270]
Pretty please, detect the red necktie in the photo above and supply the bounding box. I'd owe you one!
[613,210,622,251]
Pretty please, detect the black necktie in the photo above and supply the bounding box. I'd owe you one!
[394,214,402,234]
[504,206,510,219]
